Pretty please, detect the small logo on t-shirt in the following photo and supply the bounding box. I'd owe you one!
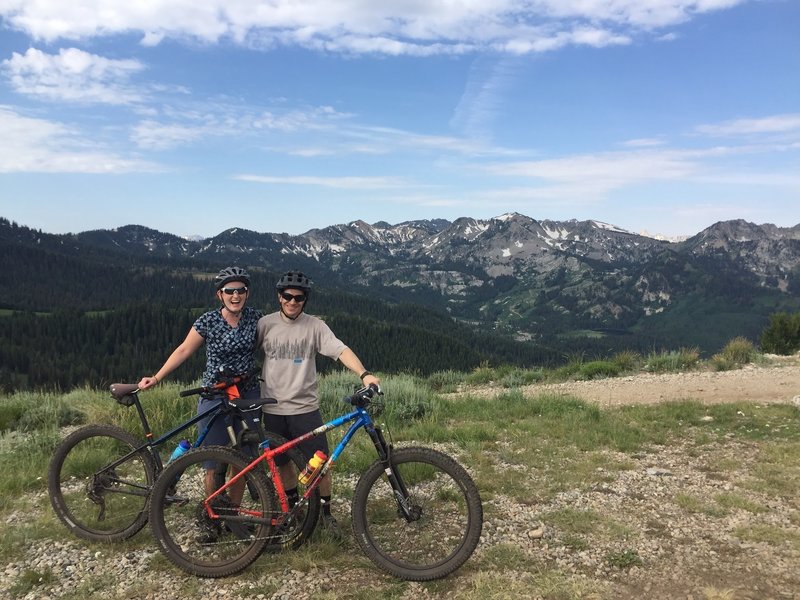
[293,358,303,364]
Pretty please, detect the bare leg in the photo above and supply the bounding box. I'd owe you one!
[204,467,245,505]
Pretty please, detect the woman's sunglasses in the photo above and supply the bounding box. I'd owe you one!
[221,286,248,295]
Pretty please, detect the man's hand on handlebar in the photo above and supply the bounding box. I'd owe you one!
[362,373,380,389]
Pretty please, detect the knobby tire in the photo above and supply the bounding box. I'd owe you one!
[149,446,275,578]
[352,446,483,581]
[48,423,156,542]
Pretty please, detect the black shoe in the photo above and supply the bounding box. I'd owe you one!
[195,497,230,544]
[319,513,343,539]
[196,514,221,544]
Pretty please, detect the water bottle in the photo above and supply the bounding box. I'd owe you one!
[168,439,191,463]
[298,450,327,485]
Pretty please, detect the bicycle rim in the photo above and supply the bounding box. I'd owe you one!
[352,446,483,581]
[48,424,155,542]
[149,446,274,578]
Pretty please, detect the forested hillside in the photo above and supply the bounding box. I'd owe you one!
[0,295,563,392]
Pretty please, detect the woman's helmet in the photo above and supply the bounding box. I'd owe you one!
[214,266,251,290]
[275,270,312,292]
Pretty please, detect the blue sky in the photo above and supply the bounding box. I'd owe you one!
[0,1,798,240]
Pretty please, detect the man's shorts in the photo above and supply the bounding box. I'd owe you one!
[262,409,329,467]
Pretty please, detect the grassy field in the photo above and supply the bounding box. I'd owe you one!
[1,350,799,599]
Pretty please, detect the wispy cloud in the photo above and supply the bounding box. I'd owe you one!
[234,174,409,189]
[480,129,800,203]
[0,1,749,55]
[1,47,144,104]
[451,57,521,141]
[0,105,159,173]
[696,113,800,136]
[131,103,352,150]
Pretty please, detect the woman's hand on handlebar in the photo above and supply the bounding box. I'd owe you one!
[137,375,159,390]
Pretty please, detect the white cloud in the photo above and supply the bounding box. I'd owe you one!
[481,138,800,202]
[130,104,352,150]
[234,174,409,189]
[0,105,159,173]
[1,47,144,104]
[0,1,749,55]
[131,120,208,151]
[696,113,800,136]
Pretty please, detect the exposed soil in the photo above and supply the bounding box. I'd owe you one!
[460,354,800,408]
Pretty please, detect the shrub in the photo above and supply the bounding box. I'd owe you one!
[645,348,700,373]
[760,312,800,355]
[606,548,643,569]
[578,360,621,380]
[499,368,545,388]
[551,355,585,381]
[318,371,438,423]
[465,363,514,386]
[711,337,758,370]
[611,350,642,372]
[426,370,465,392]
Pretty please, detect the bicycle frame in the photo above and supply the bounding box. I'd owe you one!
[96,390,269,501]
[205,397,418,527]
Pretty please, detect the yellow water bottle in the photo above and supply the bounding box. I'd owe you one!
[298,450,327,485]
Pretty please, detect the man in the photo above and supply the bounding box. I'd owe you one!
[257,270,380,534]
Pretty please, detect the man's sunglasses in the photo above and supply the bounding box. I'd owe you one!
[280,292,307,303]
[221,287,248,295]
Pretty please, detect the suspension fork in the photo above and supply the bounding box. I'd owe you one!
[365,424,417,521]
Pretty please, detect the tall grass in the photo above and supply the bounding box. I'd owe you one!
[645,347,700,372]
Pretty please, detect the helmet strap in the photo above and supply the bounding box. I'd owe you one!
[280,306,295,320]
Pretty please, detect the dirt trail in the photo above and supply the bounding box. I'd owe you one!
[462,355,800,408]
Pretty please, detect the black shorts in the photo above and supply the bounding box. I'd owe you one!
[262,409,329,466]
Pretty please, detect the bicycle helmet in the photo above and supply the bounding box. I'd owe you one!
[275,270,312,292]
[214,266,251,290]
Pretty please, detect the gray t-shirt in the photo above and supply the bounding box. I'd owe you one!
[257,311,347,415]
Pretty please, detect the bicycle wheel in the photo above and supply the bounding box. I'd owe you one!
[352,446,483,581]
[48,423,156,542]
[258,431,321,553]
[149,446,275,578]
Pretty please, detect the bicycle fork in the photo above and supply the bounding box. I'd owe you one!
[365,424,422,522]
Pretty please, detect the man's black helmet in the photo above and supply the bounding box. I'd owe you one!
[276,270,312,292]
[214,266,251,290]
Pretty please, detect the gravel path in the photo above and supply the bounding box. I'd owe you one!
[3,358,799,600]
[460,355,800,408]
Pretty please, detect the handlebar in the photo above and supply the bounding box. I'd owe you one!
[179,369,259,398]
[342,384,382,408]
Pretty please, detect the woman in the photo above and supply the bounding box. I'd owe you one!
[138,266,262,517]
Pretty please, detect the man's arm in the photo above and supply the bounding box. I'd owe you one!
[338,347,381,388]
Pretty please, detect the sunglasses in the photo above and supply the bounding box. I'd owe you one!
[221,286,248,295]
[280,292,307,303]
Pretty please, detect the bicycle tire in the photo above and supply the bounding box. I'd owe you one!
[258,432,321,553]
[351,446,483,581]
[48,423,156,542]
[149,446,275,578]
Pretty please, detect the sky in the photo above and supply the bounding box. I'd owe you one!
[0,1,798,240]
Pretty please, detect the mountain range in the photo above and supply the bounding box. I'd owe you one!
[3,213,799,355]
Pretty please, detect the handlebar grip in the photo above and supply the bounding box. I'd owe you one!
[179,386,206,397]
[342,384,381,406]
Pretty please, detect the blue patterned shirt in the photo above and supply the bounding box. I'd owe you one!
[193,306,263,390]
